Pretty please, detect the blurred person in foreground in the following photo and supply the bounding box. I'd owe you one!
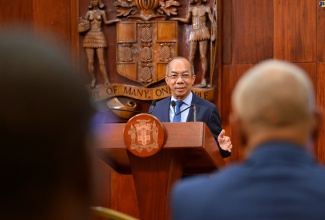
[171,60,325,220]
[0,31,95,220]
[151,56,232,158]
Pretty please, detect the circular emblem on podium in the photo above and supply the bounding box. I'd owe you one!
[124,113,165,157]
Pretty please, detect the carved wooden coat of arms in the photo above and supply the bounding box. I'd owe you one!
[124,114,165,157]
[79,0,217,120]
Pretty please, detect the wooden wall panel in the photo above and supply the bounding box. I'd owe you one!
[317,0,325,62]
[274,0,316,62]
[221,0,232,64]
[220,64,253,162]
[0,0,33,29]
[92,157,112,208]
[33,0,71,48]
[295,62,317,91]
[220,64,252,124]
[317,63,325,163]
[71,0,81,63]
[232,0,274,64]
[111,173,139,218]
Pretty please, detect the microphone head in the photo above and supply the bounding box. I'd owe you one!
[148,100,157,114]
[171,100,176,107]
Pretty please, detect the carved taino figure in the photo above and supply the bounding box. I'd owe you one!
[172,0,216,87]
[79,0,120,88]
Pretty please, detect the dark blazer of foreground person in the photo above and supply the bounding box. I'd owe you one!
[171,60,325,220]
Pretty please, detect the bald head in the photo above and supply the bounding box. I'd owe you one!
[232,60,317,146]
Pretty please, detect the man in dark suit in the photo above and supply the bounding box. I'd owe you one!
[151,56,231,158]
[171,60,325,220]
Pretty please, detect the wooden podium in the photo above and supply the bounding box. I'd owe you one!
[96,115,225,220]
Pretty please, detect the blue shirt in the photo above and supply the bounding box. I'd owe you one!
[169,92,192,122]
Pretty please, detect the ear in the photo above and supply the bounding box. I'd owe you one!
[311,111,321,142]
[191,75,196,85]
[165,76,169,84]
[305,111,321,157]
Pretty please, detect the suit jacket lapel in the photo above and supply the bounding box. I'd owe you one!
[161,97,171,122]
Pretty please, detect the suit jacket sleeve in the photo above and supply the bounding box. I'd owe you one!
[205,107,231,158]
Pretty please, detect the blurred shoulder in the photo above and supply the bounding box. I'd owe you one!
[173,164,244,196]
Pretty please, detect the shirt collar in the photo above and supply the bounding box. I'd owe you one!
[171,92,192,106]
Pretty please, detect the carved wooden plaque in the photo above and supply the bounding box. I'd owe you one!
[123,113,165,157]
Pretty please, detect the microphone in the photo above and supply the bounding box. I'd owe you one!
[148,100,157,114]
[174,104,197,122]
[171,100,176,114]
[193,104,197,122]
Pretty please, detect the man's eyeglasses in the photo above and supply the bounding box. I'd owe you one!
[166,74,193,80]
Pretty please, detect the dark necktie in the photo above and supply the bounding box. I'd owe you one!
[173,100,183,122]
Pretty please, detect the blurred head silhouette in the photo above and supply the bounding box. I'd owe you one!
[231,59,319,156]
[0,29,95,220]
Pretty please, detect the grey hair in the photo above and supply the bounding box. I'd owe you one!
[165,56,195,76]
